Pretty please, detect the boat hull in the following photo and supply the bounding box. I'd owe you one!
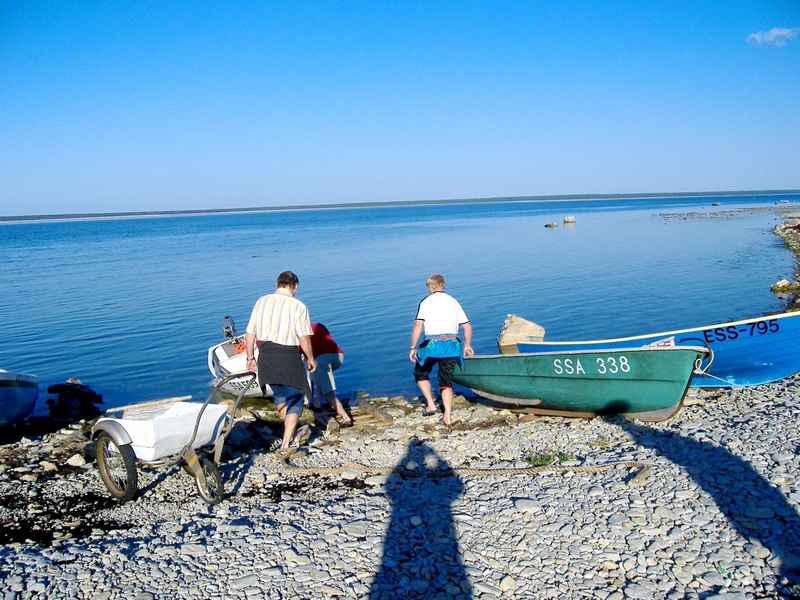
[0,371,38,428]
[516,311,800,387]
[452,347,706,421]
[207,336,270,397]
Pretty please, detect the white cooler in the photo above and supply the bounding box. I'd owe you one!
[97,402,229,462]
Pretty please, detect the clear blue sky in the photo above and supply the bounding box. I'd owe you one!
[1,1,798,216]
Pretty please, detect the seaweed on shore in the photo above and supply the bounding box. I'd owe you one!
[0,491,131,546]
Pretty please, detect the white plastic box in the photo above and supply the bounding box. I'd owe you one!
[101,402,229,462]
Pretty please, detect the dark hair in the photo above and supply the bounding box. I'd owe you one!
[276,271,299,288]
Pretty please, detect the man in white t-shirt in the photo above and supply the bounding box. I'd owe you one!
[409,273,473,425]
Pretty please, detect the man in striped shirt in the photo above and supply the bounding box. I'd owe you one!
[245,271,317,453]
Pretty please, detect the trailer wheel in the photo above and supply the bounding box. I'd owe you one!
[196,459,224,505]
[95,432,138,502]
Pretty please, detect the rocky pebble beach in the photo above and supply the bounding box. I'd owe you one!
[1,380,799,600]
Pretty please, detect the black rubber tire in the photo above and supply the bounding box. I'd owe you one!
[196,458,224,505]
[95,432,138,502]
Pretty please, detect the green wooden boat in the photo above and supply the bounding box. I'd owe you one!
[452,346,709,422]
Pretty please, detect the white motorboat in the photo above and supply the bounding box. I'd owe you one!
[0,369,38,428]
[207,316,271,397]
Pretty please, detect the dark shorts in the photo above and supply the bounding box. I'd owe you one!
[270,384,304,417]
[413,356,457,389]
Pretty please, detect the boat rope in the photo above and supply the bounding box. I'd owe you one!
[691,371,744,387]
[277,456,651,487]
[693,359,709,376]
[687,340,714,377]
[687,343,743,386]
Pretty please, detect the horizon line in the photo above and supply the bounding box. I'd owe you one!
[3,188,800,223]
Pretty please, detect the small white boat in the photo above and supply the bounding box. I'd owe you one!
[0,369,38,428]
[207,316,270,397]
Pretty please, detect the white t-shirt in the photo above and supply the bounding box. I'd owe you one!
[415,291,469,337]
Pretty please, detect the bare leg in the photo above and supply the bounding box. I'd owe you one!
[278,405,300,449]
[416,379,438,413]
[325,391,351,424]
[440,386,454,425]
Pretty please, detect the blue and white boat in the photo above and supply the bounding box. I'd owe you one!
[0,369,38,428]
[207,316,271,397]
[515,311,800,388]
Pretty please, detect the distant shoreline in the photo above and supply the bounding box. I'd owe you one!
[2,188,799,223]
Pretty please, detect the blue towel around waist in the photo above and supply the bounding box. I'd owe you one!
[416,336,463,366]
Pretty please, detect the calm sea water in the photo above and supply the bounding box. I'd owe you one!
[2,193,798,412]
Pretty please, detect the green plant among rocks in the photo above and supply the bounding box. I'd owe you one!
[526,451,575,466]
[526,452,553,466]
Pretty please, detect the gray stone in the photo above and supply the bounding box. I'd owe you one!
[702,571,727,586]
[342,522,369,537]
[513,499,542,513]
[623,582,654,599]
[229,574,259,589]
[473,581,502,595]
[66,454,86,467]
[772,452,794,463]
[180,544,207,556]
[744,506,775,519]
[364,475,389,486]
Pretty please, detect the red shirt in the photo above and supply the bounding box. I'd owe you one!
[310,323,343,357]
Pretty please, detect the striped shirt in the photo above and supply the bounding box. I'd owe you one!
[245,288,312,346]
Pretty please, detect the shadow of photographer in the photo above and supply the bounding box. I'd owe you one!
[604,412,800,588]
[370,439,473,599]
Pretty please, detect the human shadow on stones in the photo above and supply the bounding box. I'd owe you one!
[370,439,473,600]
[604,414,800,589]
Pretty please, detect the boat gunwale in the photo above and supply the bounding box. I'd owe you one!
[515,311,800,347]
[0,372,38,386]
[465,346,709,360]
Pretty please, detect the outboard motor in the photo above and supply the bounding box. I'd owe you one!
[222,315,237,338]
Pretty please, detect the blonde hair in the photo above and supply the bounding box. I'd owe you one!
[426,273,445,290]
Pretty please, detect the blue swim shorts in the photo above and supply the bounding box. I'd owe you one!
[270,384,304,417]
[312,352,343,396]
